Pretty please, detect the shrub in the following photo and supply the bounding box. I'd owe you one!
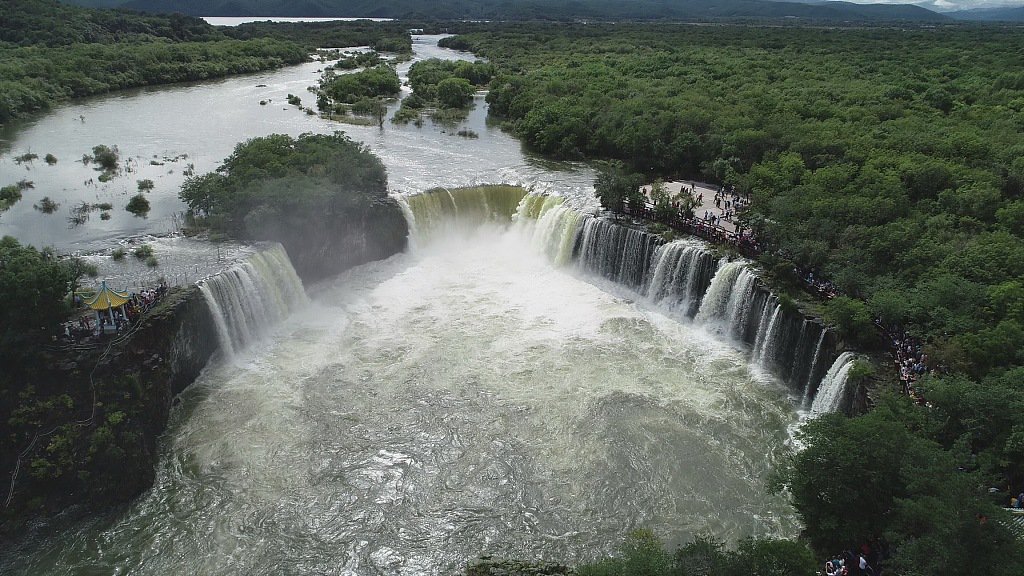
[0,185,23,210]
[125,194,150,216]
[91,145,119,172]
[823,296,877,349]
[133,244,153,259]
[34,197,60,213]
[436,77,475,108]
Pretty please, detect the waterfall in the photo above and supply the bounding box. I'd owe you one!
[809,352,859,414]
[530,203,587,265]
[722,268,763,341]
[694,259,740,322]
[645,240,719,317]
[395,187,842,401]
[198,244,308,356]
[397,185,529,244]
[516,193,563,221]
[695,260,764,337]
[801,330,828,407]
[574,217,661,291]
[752,301,783,365]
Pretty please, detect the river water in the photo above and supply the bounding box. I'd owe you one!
[0,35,595,252]
[1,35,801,574]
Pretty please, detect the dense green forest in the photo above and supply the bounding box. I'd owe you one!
[0,0,410,122]
[62,0,949,22]
[220,20,412,53]
[443,23,1024,573]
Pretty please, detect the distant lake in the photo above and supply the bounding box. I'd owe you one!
[203,16,394,26]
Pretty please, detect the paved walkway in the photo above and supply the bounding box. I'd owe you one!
[641,180,745,234]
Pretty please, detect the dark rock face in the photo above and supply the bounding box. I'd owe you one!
[0,286,218,536]
[251,197,409,283]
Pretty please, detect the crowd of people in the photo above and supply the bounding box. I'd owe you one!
[879,324,932,405]
[800,269,840,299]
[61,281,169,344]
[627,179,939,406]
[823,543,883,576]
[631,183,762,257]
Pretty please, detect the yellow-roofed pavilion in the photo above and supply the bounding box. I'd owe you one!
[84,281,130,310]
[84,281,131,333]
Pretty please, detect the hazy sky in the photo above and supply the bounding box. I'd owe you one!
[840,0,1024,10]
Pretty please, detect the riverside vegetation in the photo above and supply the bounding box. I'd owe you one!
[442,23,1024,574]
[391,58,496,124]
[0,0,411,122]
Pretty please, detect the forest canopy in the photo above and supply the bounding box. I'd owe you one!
[442,22,1024,572]
[451,22,1024,380]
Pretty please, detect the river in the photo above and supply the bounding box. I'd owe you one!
[1,35,802,575]
[0,35,595,253]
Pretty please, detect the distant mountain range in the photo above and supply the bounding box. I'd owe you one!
[948,5,1024,20]
[55,0,1024,23]
[59,0,953,22]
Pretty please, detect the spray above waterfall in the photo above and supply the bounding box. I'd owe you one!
[397,188,844,409]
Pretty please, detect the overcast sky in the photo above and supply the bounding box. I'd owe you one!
[838,0,1024,10]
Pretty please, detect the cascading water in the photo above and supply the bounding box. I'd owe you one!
[398,185,529,244]
[529,202,588,265]
[399,188,845,410]
[801,330,828,407]
[5,39,841,576]
[752,301,783,365]
[695,261,747,327]
[10,188,850,575]
[573,217,661,290]
[645,240,719,317]
[809,352,859,414]
[198,243,308,356]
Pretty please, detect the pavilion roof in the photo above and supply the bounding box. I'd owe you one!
[83,281,130,310]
